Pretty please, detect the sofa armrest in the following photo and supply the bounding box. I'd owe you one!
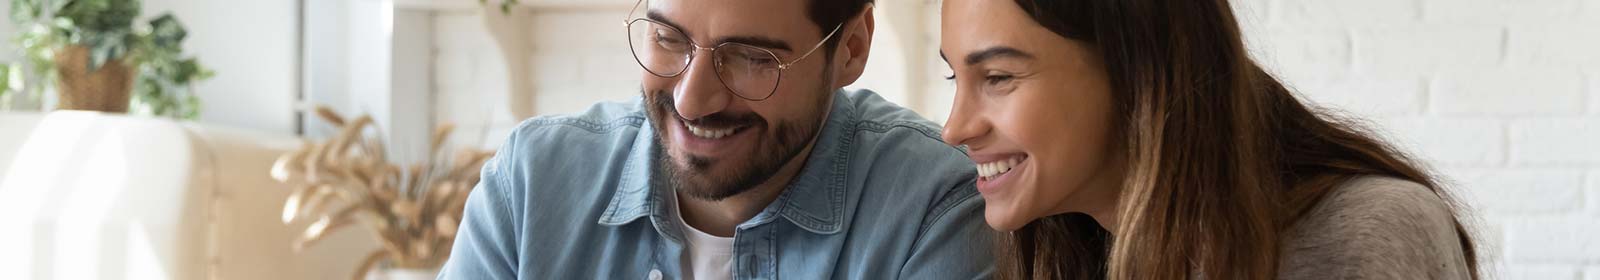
[0,111,373,279]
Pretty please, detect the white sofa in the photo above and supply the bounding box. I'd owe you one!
[0,111,374,280]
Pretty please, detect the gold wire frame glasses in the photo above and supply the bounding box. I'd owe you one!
[622,0,843,101]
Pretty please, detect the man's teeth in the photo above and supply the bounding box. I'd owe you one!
[977,156,1024,180]
[686,123,738,139]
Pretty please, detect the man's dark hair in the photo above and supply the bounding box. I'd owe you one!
[810,0,873,53]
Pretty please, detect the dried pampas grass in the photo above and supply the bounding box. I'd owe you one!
[271,105,493,280]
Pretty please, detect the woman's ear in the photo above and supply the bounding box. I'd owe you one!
[832,4,875,88]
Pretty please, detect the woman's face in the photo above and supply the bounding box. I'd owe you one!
[939,0,1123,231]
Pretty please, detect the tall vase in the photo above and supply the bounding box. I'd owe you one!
[54,45,136,113]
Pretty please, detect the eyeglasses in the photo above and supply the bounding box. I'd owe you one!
[623,0,843,101]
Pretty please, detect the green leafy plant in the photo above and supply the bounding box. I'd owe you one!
[130,14,213,119]
[9,0,214,119]
[478,0,518,14]
[0,62,23,109]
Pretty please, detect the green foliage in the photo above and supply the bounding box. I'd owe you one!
[478,0,518,14]
[12,0,71,85]
[0,64,8,100]
[13,0,140,72]
[129,14,211,119]
[55,0,139,32]
[9,0,213,119]
[0,63,16,101]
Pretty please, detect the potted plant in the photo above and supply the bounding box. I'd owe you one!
[10,0,213,118]
[272,106,493,280]
[479,0,519,13]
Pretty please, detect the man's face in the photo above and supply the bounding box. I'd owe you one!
[640,0,839,201]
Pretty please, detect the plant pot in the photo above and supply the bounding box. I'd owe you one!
[364,267,440,280]
[54,45,137,113]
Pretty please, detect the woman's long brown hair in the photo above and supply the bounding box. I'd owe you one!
[994,0,1481,279]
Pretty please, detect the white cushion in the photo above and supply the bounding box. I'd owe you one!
[0,111,372,279]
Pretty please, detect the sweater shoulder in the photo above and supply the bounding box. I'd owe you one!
[1277,176,1472,279]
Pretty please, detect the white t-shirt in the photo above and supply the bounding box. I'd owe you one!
[674,194,736,280]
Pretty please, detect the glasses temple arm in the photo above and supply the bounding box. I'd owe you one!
[780,23,845,69]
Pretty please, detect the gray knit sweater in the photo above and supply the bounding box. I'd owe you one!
[1277,176,1473,279]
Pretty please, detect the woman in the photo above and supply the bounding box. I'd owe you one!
[937,0,1478,279]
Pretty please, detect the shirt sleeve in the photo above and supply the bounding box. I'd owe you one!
[896,180,996,280]
[437,144,523,279]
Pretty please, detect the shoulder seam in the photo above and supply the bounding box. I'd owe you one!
[853,120,970,156]
[521,115,645,135]
[916,180,982,239]
[854,120,943,140]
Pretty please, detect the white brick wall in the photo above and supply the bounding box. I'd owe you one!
[1590,169,1600,217]
[1506,263,1580,280]
[1385,119,1505,165]
[1436,71,1586,116]
[1507,217,1600,263]
[1590,73,1600,114]
[1449,168,1586,214]
[431,8,640,148]
[1242,0,1600,277]
[1515,120,1600,165]
[430,0,1600,277]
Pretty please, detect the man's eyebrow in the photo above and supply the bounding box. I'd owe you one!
[645,10,689,38]
[719,36,793,53]
[965,46,1036,65]
[645,10,794,53]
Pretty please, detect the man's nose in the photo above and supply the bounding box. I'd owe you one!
[672,51,732,120]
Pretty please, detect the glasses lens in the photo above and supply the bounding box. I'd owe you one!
[714,44,783,100]
[628,20,691,77]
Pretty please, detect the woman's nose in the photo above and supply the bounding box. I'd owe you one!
[941,92,986,147]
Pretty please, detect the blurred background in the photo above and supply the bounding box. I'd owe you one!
[0,0,1596,279]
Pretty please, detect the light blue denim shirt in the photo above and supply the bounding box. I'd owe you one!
[438,89,992,279]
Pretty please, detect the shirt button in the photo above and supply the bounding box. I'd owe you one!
[648,269,662,280]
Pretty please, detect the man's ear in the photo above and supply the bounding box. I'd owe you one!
[831,4,875,88]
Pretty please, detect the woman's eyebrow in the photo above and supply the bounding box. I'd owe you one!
[964,46,1035,66]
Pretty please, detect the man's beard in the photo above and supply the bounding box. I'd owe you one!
[644,78,833,202]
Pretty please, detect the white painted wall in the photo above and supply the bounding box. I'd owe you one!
[301,0,351,135]
[433,0,1600,278]
[140,0,300,134]
[0,4,15,62]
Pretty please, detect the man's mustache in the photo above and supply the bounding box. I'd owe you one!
[648,90,764,129]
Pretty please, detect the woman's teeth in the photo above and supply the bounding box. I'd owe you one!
[977,156,1024,181]
[686,123,738,139]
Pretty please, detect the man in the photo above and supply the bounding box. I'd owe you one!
[437,0,991,278]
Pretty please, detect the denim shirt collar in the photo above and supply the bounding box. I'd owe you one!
[597,90,857,236]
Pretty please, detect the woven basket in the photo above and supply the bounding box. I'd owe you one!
[54,45,136,113]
